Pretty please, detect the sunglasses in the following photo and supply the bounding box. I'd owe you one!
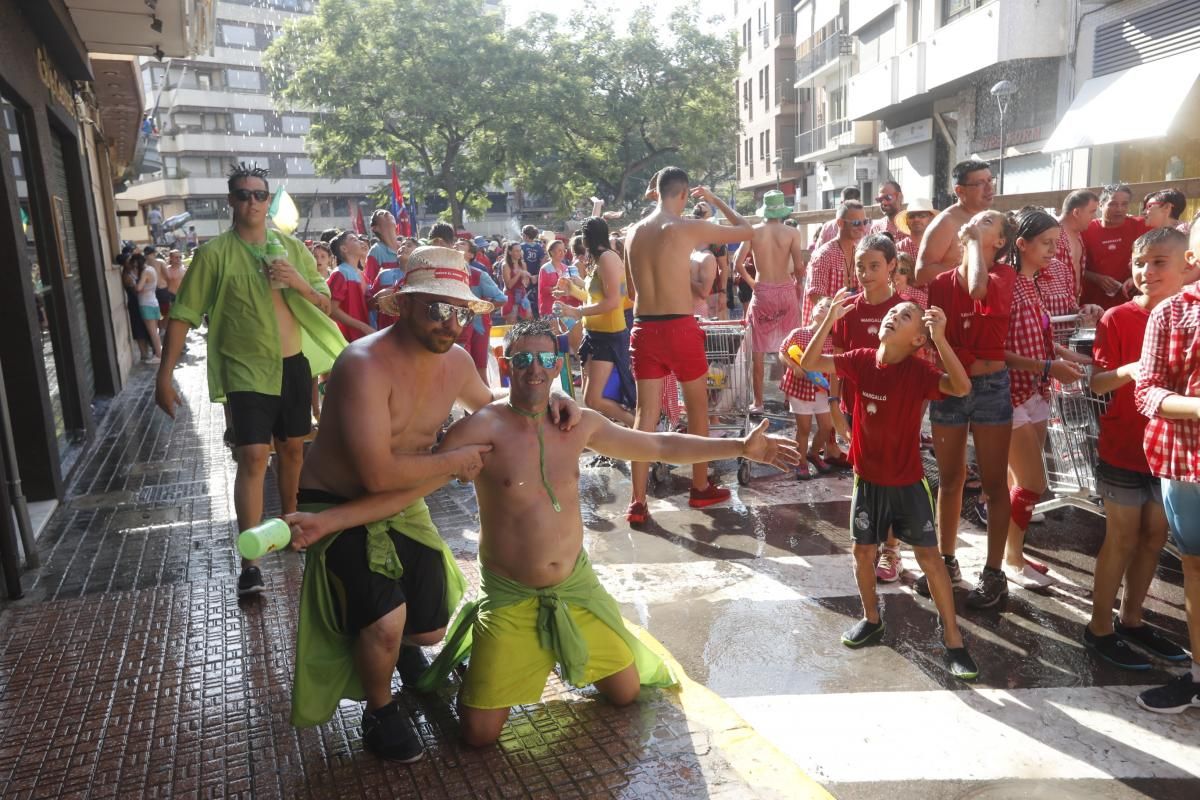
[875,193,894,202]
[504,351,559,370]
[419,299,474,326]
[231,188,269,203]
[845,219,870,228]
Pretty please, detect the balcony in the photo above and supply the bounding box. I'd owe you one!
[163,88,276,111]
[774,12,796,41]
[774,81,799,107]
[847,56,898,120]
[896,42,926,103]
[925,0,1068,91]
[156,131,306,154]
[795,35,854,84]
[795,118,874,161]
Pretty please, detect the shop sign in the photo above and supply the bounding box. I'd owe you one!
[879,119,933,151]
[37,47,76,118]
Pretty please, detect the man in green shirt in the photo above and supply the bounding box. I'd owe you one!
[155,163,345,597]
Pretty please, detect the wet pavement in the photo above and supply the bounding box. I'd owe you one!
[1,334,1197,799]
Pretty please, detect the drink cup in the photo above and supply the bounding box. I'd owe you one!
[238,518,291,560]
[265,239,288,290]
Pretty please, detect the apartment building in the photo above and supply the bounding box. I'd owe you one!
[734,0,808,205]
[117,0,385,244]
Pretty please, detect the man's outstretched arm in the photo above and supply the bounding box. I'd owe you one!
[586,413,800,471]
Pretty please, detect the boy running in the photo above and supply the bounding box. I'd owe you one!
[799,290,979,679]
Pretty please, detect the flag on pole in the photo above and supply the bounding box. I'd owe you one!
[390,164,411,237]
[20,207,29,234]
[351,203,366,235]
[268,188,300,235]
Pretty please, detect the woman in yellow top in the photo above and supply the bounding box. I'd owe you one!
[555,217,636,426]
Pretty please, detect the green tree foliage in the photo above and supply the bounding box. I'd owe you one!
[264,0,513,229]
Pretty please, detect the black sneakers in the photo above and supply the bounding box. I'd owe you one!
[945,646,979,681]
[914,554,961,598]
[362,700,425,762]
[1115,622,1191,662]
[1083,626,1150,671]
[966,567,1008,609]
[1137,673,1200,715]
[841,618,885,648]
[236,565,265,597]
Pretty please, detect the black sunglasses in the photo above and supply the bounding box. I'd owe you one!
[504,351,559,370]
[419,299,474,326]
[231,188,269,203]
[845,219,870,228]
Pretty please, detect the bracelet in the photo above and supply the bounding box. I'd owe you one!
[1042,360,1052,380]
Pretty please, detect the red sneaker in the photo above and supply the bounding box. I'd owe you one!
[688,483,732,508]
[823,451,853,470]
[626,501,649,524]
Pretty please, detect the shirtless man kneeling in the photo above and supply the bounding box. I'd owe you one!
[287,248,580,762]
[733,189,807,412]
[286,319,800,747]
[624,167,754,523]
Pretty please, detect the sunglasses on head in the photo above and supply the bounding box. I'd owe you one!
[845,219,870,228]
[232,188,269,203]
[504,351,559,370]
[419,299,474,326]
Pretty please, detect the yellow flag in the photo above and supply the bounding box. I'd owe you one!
[270,188,300,235]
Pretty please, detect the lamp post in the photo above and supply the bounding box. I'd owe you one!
[990,80,1018,195]
[774,154,782,190]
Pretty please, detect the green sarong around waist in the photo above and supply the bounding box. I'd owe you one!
[290,498,466,728]
[416,549,676,693]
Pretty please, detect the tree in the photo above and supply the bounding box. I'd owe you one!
[263,0,518,229]
[507,5,739,214]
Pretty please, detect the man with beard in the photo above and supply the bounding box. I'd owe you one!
[871,181,905,237]
[289,247,580,762]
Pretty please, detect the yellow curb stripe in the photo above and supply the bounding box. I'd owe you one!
[625,620,835,800]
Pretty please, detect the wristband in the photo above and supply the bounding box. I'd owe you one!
[1042,360,1052,380]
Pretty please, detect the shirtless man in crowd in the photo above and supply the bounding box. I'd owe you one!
[914,160,995,287]
[286,248,579,762]
[622,166,754,523]
[286,319,800,748]
[733,189,807,412]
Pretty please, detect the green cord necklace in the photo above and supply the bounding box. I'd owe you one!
[506,404,561,512]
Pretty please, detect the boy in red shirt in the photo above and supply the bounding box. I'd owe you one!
[800,289,978,679]
[1133,227,1200,714]
[327,231,375,341]
[1086,228,1194,672]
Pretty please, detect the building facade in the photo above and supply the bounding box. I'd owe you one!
[734,0,807,204]
[117,0,387,245]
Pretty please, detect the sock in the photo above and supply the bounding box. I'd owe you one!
[1192,661,1200,683]
[1009,485,1040,531]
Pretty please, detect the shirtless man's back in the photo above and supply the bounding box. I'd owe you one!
[622,167,753,521]
[914,160,994,287]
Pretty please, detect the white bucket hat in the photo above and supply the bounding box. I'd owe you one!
[376,245,494,316]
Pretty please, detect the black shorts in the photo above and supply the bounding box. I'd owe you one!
[226,353,313,446]
[298,489,449,636]
[850,476,938,547]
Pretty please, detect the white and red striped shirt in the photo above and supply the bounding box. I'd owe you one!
[1135,283,1200,482]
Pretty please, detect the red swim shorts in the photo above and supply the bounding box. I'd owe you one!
[629,315,708,383]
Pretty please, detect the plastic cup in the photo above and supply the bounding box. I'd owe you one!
[265,240,288,289]
[238,518,291,560]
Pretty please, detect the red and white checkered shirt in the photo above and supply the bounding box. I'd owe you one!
[779,325,832,401]
[1008,273,1054,407]
[1135,283,1200,481]
[803,240,858,326]
[1054,227,1084,287]
[872,216,901,237]
[1036,257,1079,319]
[895,236,928,307]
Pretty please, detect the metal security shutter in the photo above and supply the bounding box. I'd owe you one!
[48,132,94,402]
[1093,0,1200,77]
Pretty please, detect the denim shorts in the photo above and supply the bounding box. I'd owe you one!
[929,369,1013,427]
[1161,478,1200,556]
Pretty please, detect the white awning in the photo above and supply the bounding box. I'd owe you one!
[1042,50,1200,152]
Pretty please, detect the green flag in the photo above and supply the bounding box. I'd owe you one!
[19,207,29,234]
[269,188,300,235]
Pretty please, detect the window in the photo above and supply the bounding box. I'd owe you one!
[221,23,258,47]
[941,0,984,26]
[225,69,261,91]
[285,156,314,175]
[202,112,228,132]
[758,69,764,99]
[358,159,387,176]
[764,65,770,110]
[185,198,228,220]
[281,115,310,135]
[233,113,266,133]
[765,130,770,168]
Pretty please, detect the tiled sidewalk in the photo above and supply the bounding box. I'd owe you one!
[0,333,824,800]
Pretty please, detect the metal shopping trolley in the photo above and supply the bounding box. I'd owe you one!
[650,318,757,486]
[1038,315,1107,516]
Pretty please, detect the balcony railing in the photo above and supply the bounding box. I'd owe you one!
[774,82,799,106]
[774,12,796,39]
[775,147,796,170]
[796,35,851,82]
[795,119,852,158]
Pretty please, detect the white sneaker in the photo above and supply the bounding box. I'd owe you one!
[1003,563,1055,589]
[1029,512,1045,524]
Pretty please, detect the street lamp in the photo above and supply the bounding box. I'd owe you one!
[990,80,1018,195]
[774,154,782,190]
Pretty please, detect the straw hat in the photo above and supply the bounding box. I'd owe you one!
[895,197,937,236]
[375,246,494,316]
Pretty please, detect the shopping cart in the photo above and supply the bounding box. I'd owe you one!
[650,318,757,486]
[1038,315,1106,516]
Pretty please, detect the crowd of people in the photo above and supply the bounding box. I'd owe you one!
[148,160,1200,765]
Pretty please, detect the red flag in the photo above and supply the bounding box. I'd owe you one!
[391,164,411,237]
[352,203,366,235]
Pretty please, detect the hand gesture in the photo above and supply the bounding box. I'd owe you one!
[1096,274,1123,296]
[689,186,717,205]
[448,443,493,482]
[284,511,328,551]
[548,392,582,431]
[555,302,582,320]
[1078,304,1104,328]
[923,305,948,339]
[1049,359,1084,384]
[828,288,855,321]
[741,419,801,470]
[155,372,182,419]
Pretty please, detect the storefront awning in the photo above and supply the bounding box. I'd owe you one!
[1042,50,1200,152]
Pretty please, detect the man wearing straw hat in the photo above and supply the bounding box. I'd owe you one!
[288,246,581,762]
[733,189,806,413]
